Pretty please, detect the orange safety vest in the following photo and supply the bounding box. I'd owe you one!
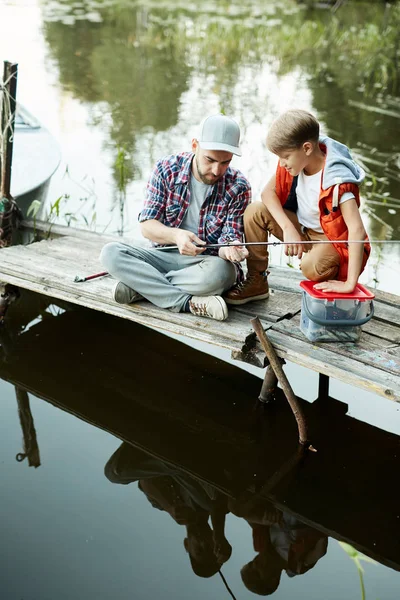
[275,161,370,282]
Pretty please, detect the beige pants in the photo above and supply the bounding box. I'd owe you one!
[244,202,340,282]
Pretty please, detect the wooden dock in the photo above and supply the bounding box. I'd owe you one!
[0,220,399,402]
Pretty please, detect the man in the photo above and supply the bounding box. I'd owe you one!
[105,442,232,578]
[100,114,251,321]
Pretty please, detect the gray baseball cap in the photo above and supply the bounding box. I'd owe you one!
[197,114,242,156]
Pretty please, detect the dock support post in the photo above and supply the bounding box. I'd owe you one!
[251,317,314,450]
[258,365,279,404]
[15,386,41,468]
[318,373,330,401]
[1,61,18,200]
[0,61,21,252]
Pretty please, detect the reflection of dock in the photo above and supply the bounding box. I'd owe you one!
[1,300,399,572]
[0,221,399,401]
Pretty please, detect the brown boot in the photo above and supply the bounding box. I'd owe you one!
[224,272,269,305]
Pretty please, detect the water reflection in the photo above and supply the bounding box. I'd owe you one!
[1,290,400,597]
[106,444,233,578]
[38,0,400,253]
[43,2,191,187]
[105,441,328,593]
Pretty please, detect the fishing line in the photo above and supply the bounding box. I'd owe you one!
[73,239,400,282]
[218,569,238,600]
[155,239,400,251]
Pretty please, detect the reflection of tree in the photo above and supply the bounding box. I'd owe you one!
[42,0,400,239]
[43,3,191,187]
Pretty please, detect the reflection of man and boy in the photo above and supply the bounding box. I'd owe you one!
[105,442,328,595]
[100,109,370,320]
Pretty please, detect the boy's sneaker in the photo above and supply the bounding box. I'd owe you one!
[113,281,143,304]
[189,295,228,321]
[224,273,269,305]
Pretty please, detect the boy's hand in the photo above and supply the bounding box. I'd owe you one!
[283,226,306,259]
[175,230,206,255]
[313,280,356,294]
[219,241,249,263]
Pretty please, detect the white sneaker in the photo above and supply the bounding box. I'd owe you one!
[189,295,228,321]
[113,281,143,304]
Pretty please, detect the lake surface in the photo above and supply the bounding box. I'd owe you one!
[1,1,400,598]
[0,291,400,599]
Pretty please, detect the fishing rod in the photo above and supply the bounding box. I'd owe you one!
[73,239,399,282]
[155,239,398,251]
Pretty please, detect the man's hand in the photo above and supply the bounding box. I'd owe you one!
[313,280,356,294]
[175,230,206,256]
[218,240,249,263]
[283,225,307,259]
[213,535,232,565]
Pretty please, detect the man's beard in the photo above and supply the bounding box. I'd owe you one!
[195,157,220,185]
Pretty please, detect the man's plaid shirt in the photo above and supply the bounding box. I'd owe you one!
[139,152,252,257]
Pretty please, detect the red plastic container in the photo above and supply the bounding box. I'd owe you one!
[299,281,375,342]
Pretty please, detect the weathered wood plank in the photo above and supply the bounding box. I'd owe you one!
[234,289,301,322]
[0,238,276,347]
[272,315,400,376]
[267,265,303,294]
[240,330,400,402]
[372,302,400,327]
[363,319,400,344]
[268,266,400,327]
[367,286,400,308]
[0,233,399,402]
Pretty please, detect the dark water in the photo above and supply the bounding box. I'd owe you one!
[0,291,400,599]
[1,2,400,598]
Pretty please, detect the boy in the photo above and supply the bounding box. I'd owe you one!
[224,109,370,305]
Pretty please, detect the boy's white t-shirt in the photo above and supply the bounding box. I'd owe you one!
[296,169,355,234]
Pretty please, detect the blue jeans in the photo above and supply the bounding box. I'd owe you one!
[100,243,237,312]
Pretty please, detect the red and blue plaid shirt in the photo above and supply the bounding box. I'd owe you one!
[139,152,252,257]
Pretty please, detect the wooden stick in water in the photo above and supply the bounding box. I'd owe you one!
[251,316,316,451]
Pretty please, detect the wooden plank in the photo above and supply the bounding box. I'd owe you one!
[243,329,400,402]
[234,289,301,322]
[272,315,400,376]
[1,233,400,401]
[268,265,303,294]
[372,302,400,327]
[370,287,400,307]
[363,319,400,344]
[268,266,400,328]
[0,237,275,348]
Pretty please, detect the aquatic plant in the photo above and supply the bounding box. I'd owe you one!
[338,541,377,600]
[26,199,41,239]
[112,145,129,236]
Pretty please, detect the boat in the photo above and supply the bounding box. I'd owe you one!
[10,104,61,214]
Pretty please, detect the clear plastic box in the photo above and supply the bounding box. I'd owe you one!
[299,281,375,343]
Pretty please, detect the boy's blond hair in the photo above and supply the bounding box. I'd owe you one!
[266,109,320,154]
